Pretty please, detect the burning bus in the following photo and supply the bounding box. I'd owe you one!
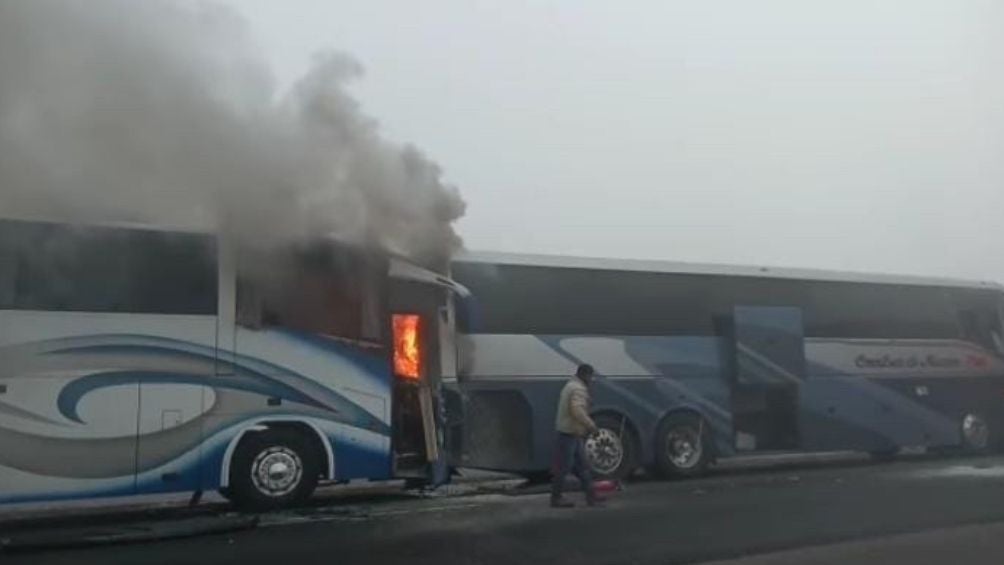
[0,217,466,509]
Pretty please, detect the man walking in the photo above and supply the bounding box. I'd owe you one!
[551,363,602,508]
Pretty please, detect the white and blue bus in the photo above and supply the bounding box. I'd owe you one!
[0,217,465,509]
[451,251,1004,480]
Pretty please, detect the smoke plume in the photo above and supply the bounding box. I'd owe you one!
[0,0,464,266]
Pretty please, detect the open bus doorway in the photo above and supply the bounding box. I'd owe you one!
[729,306,804,452]
[388,277,453,485]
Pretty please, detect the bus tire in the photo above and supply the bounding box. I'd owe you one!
[228,428,320,511]
[655,412,711,478]
[961,412,991,453]
[585,414,639,480]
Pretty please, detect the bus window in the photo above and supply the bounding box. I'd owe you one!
[0,253,14,307]
[450,262,713,336]
[954,289,1004,354]
[0,219,217,315]
[236,244,384,344]
[805,282,957,339]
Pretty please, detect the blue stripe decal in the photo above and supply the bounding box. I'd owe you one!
[40,335,391,434]
[56,371,328,423]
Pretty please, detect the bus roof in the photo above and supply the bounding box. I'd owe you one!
[455,250,1003,291]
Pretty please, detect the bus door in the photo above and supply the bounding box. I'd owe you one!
[730,306,805,451]
[388,267,457,486]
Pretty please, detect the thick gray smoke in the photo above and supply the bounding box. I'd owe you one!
[0,0,464,266]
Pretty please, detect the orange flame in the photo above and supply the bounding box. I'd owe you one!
[393,314,422,379]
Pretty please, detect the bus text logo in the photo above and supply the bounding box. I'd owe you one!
[854,354,962,370]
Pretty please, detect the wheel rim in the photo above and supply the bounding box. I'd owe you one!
[665,426,703,469]
[962,413,989,450]
[586,428,624,476]
[251,446,303,498]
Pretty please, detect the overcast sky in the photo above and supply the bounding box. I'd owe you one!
[222,0,1002,282]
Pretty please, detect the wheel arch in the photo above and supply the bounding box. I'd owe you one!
[590,409,644,475]
[219,418,334,488]
[654,407,716,459]
[591,409,643,450]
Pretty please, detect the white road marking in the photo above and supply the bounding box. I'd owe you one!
[905,463,1004,480]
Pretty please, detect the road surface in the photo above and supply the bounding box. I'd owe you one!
[7,455,1004,564]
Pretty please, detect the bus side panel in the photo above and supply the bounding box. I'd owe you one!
[798,376,950,452]
[134,381,214,495]
[457,334,735,472]
[617,336,736,458]
[878,376,1004,449]
[800,339,1004,451]
[226,327,394,483]
[458,378,562,472]
[0,311,217,503]
[455,333,572,471]
[798,375,1004,452]
[0,373,140,503]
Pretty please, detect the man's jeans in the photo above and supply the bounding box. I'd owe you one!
[551,432,596,502]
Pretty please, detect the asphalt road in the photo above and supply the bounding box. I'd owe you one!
[8,455,1004,565]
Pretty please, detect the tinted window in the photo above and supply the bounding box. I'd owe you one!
[452,262,713,335]
[804,282,957,339]
[455,261,970,340]
[707,276,961,339]
[0,220,217,314]
[952,289,1003,352]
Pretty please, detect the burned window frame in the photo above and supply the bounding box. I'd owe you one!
[235,242,388,345]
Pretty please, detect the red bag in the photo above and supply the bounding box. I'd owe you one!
[594,480,620,494]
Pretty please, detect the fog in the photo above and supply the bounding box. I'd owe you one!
[226,0,1003,282]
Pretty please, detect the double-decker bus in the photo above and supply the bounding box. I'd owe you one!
[451,251,1004,480]
[0,217,466,509]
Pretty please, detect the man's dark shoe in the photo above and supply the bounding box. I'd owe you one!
[550,497,575,508]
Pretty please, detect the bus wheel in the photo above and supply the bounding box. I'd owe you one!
[961,412,991,452]
[229,428,320,511]
[655,412,711,478]
[585,414,638,480]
